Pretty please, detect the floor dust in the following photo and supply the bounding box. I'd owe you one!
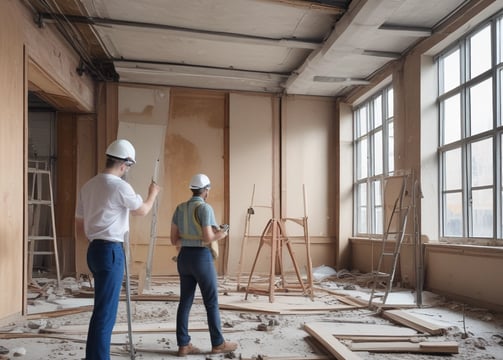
[1,273,502,360]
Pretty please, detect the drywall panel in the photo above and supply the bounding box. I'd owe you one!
[164,89,226,273]
[281,95,337,270]
[228,93,276,275]
[0,0,25,321]
[425,244,503,310]
[117,85,170,274]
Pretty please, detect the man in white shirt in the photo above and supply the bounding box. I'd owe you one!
[75,139,160,360]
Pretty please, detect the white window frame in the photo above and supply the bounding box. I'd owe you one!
[353,86,394,236]
[437,12,503,245]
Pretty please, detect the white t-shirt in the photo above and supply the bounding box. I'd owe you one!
[75,173,143,242]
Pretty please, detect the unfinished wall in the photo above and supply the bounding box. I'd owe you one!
[0,0,95,323]
[228,93,277,276]
[425,244,503,311]
[0,0,26,322]
[281,95,338,271]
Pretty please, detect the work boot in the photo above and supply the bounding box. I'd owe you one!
[211,341,238,354]
[177,343,200,357]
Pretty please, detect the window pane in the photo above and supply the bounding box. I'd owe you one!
[444,148,462,190]
[387,88,394,117]
[499,18,503,64]
[470,78,493,135]
[444,192,463,236]
[471,138,493,187]
[470,25,491,79]
[441,49,460,94]
[357,106,367,136]
[358,183,367,233]
[471,188,493,237]
[373,95,382,128]
[388,121,394,173]
[357,138,368,179]
[373,180,383,234]
[442,94,461,144]
[500,69,503,126]
[374,130,383,175]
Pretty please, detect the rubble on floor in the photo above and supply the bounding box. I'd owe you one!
[0,271,502,359]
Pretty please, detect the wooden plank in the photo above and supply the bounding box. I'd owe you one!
[304,323,363,360]
[305,322,418,337]
[382,309,447,335]
[40,322,208,335]
[349,341,458,354]
[26,305,93,320]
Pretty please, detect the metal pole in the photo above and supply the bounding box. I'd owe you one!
[123,231,135,359]
[145,159,160,291]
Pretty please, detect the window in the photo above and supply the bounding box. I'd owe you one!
[354,87,394,236]
[438,13,503,243]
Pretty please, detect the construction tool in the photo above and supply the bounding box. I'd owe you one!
[236,184,256,291]
[145,159,160,290]
[123,230,136,359]
[368,172,411,308]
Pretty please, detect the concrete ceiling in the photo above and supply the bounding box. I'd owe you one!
[28,0,468,97]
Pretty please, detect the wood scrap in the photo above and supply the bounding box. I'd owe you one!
[382,309,447,335]
[40,322,208,335]
[304,323,363,360]
[26,305,93,319]
[349,341,458,354]
[336,335,426,342]
[304,322,418,337]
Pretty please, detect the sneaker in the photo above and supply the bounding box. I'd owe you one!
[177,343,201,357]
[211,341,238,354]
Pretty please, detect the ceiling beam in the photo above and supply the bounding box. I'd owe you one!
[257,0,347,14]
[113,60,289,83]
[39,13,322,50]
[379,23,432,37]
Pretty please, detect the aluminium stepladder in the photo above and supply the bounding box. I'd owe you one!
[27,160,61,286]
[368,172,411,308]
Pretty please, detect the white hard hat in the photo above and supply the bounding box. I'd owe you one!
[189,173,211,189]
[106,139,136,164]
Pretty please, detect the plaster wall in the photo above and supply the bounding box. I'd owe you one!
[425,244,503,311]
[0,0,25,321]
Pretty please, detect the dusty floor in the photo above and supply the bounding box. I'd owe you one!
[1,271,503,360]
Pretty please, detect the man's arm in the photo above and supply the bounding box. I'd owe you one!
[170,223,181,247]
[202,225,227,244]
[131,181,161,216]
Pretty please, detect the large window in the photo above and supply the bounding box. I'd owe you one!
[438,13,503,243]
[354,87,394,236]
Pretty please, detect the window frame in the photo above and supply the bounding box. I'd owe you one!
[437,12,503,245]
[353,86,394,237]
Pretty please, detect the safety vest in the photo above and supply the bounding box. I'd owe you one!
[179,200,205,241]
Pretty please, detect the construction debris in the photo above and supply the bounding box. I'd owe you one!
[0,275,501,359]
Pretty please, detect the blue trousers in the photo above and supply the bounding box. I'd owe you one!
[176,247,224,347]
[86,240,124,360]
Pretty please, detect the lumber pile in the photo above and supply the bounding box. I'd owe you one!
[304,309,458,359]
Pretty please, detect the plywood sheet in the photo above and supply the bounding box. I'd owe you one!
[228,93,276,275]
[117,85,169,264]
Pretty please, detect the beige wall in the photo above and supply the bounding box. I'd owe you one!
[0,0,95,322]
[0,0,26,321]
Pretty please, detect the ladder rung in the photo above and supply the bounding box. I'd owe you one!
[32,251,55,255]
[382,252,396,256]
[28,200,52,205]
[28,236,55,241]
